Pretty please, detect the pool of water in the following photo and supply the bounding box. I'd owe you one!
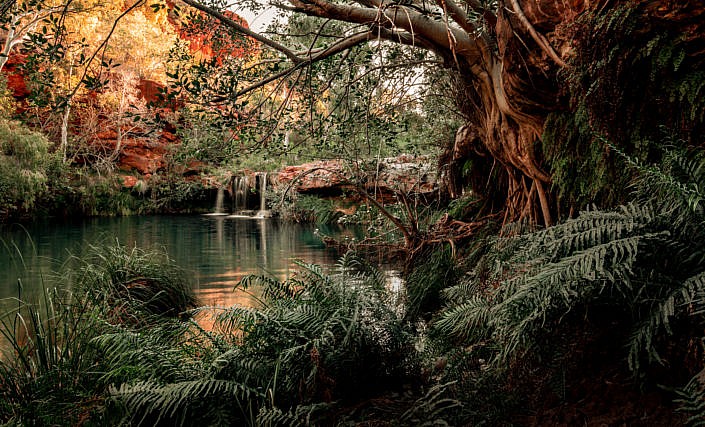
[0,215,343,308]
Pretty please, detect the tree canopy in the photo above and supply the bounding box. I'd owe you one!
[1,0,703,225]
[171,0,705,227]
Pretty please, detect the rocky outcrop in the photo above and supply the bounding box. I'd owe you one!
[116,138,169,175]
[275,155,437,200]
[3,54,29,99]
[0,6,253,183]
[277,160,347,194]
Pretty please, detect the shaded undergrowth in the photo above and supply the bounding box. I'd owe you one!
[3,149,705,425]
[97,253,439,425]
[428,147,705,424]
[0,243,197,425]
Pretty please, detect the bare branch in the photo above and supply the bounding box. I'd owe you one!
[0,0,14,19]
[287,0,483,64]
[233,29,395,98]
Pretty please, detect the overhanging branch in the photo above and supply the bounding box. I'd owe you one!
[508,0,566,68]
[233,28,429,98]
[287,0,483,64]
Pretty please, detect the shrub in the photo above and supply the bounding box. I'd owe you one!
[0,242,199,424]
[0,119,64,219]
[292,194,342,224]
[0,287,108,424]
[72,242,197,322]
[405,245,459,319]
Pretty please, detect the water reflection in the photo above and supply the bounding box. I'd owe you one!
[0,216,341,308]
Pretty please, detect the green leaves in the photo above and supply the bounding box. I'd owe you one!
[435,147,705,378]
[112,379,260,426]
[0,119,62,217]
[94,253,413,425]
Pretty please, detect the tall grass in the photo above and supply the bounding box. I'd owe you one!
[0,241,198,424]
[71,242,197,323]
[0,284,107,424]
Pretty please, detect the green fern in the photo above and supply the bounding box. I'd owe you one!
[255,401,337,426]
[99,252,414,424]
[676,371,705,426]
[435,146,705,385]
[397,382,462,426]
[112,379,259,426]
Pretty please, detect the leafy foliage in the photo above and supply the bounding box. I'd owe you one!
[0,287,112,424]
[545,3,705,214]
[433,147,705,415]
[95,253,416,425]
[288,194,342,225]
[406,245,459,319]
[676,373,705,426]
[71,242,197,322]
[0,241,201,424]
[0,119,66,219]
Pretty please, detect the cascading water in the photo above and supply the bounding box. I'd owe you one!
[256,172,272,218]
[232,176,249,213]
[227,173,271,218]
[260,172,267,211]
[214,187,225,214]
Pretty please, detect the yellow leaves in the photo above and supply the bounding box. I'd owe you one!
[40,1,176,83]
[105,9,176,81]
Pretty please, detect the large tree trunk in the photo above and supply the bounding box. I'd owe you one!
[182,0,571,225]
[183,0,705,226]
[436,0,570,226]
[345,0,567,226]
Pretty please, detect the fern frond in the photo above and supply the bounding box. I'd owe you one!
[440,277,480,304]
[113,379,260,426]
[399,381,462,425]
[675,370,705,426]
[238,274,300,304]
[256,401,337,427]
[628,270,705,370]
[94,325,204,384]
[203,305,270,336]
[211,349,271,382]
[434,296,492,341]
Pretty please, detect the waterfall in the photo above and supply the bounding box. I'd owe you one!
[214,187,225,214]
[260,172,267,211]
[232,176,248,213]
[256,172,271,218]
[228,173,271,218]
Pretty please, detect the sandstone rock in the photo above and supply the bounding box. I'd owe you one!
[277,160,347,193]
[275,156,437,198]
[121,175,139,188]
[3,54,29,100]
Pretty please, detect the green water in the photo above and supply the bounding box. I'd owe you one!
[0,215,342,308]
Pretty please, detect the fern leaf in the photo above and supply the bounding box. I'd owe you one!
[434,296,491,341]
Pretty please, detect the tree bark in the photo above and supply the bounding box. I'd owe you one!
[180,0,588,225]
